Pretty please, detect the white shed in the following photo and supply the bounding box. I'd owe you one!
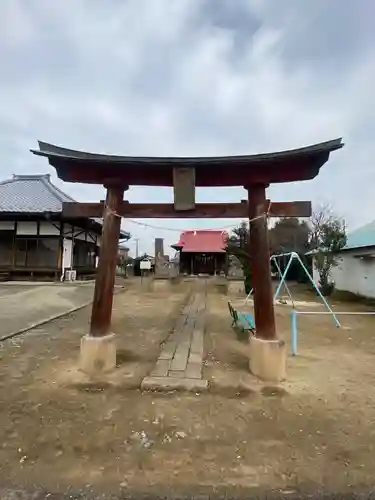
[311,220,375,299]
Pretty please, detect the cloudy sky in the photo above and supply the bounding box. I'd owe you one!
[1,0,374,256]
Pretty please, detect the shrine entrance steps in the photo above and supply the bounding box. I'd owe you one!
[141,281,208,392]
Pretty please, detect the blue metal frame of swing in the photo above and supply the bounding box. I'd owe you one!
[245,251,340,325]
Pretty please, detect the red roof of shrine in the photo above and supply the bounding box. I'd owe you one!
[30,139,344,187]
[172,230,228,253]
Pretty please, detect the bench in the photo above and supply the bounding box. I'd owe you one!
[228,301,256,335]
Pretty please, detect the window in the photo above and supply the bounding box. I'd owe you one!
[14,238,59,268]
[38,239,59,267]
[0,230,14,266]
[73,240,97,268]
[15,238,27,267]
[26,239,38,266]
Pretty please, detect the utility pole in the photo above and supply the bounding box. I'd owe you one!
[134,238,139,258]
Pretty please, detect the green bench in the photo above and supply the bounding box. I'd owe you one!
[228,301,256,335]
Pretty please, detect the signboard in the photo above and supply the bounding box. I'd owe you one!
[140,260,151,270]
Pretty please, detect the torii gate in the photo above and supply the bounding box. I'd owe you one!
[31,138,343,381]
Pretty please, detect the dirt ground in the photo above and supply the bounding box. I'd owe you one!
[0,279,375,496]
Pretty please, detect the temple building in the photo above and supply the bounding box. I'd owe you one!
[0,174,130,280]
[171,230,228,276]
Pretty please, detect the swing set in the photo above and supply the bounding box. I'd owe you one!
[244,251,343,354]
[239,251,375,357]
[245,252,339,320]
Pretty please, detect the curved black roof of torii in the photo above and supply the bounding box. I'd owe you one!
[30,138,344,187]
[31,138,343,165]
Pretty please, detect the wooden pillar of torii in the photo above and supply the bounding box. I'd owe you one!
[247,184,276,339]
[90,183,127,337]
[31,138,344,380]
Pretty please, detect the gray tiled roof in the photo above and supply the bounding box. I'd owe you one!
[0,174,74,213]
[0,174,130,239]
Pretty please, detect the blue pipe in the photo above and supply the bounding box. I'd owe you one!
[272,256,295,306]
[274,253,294,302]
[295,254,341,328]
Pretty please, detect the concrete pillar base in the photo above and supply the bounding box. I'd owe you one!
[249,336,286,382]
[79,333,116,375]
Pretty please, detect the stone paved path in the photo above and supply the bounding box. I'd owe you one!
[142,285,208,391]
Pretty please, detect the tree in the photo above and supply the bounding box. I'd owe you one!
[226,222,253,293]
[308,204,347,294]
[268,217,311,282]
[227,218,311,288]
[269,217,310,255]
[228,221,249,247]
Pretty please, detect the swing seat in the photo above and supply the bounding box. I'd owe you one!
[228,301,256,334]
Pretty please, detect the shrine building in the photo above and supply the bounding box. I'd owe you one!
[171,230,228,276]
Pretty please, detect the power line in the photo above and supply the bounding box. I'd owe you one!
[126,218,243,233]
[113,202,273,233]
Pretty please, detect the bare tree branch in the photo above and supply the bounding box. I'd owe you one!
[309,204,347,294]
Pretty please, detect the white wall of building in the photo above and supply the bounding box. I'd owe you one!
[313,247,375,299]
[312,262,320,285]
[73,230,88,241]
[63,224,98,243]
[17,221,38,235]
[62,238,73,270]
[87,231,97,244]
[39,221,60,236]
[0,221,15,230]
[9,220,61,236]
[63,224,84,241]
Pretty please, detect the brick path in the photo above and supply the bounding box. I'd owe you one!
[142,284,208,391]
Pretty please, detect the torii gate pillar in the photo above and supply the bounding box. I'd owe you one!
[80,184,126,375]
[247,184,286,381]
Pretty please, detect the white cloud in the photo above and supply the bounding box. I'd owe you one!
[0,0,374,256]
